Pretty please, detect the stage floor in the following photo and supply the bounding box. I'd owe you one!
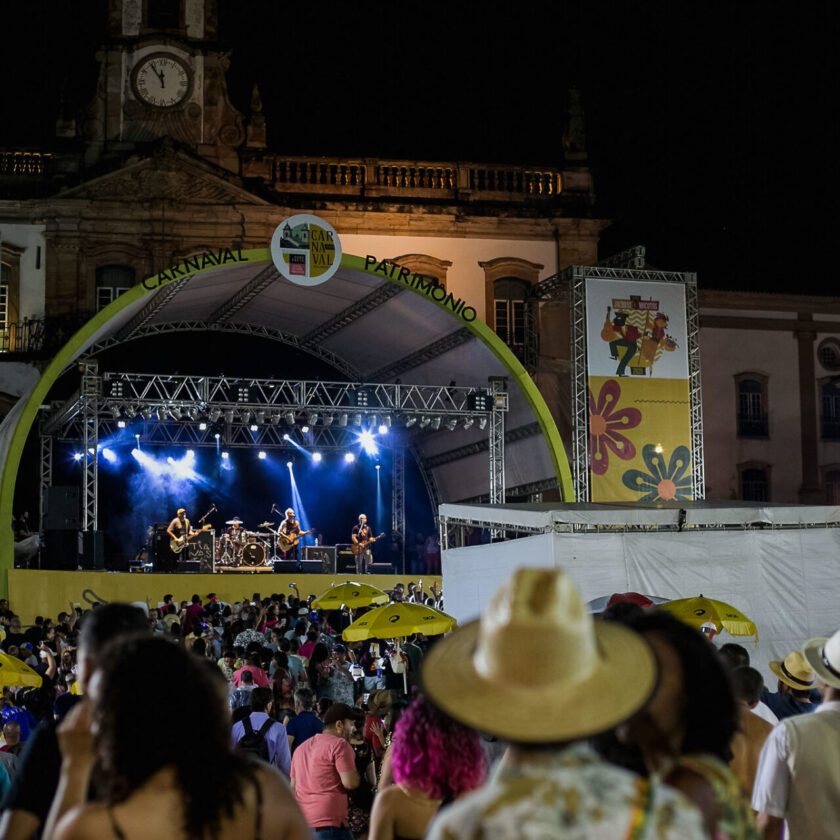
[8,570,441,624]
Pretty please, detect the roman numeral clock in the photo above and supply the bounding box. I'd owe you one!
[131,52,192,109]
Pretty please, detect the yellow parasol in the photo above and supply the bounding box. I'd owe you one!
[0,651,43,688]
[660,596,758,643]
[342,601,457,642]
[311,581,390,610]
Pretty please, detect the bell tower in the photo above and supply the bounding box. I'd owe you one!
[82,0,245,172]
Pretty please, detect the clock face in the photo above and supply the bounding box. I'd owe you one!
[132,53,191,108]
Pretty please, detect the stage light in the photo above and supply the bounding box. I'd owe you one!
[102,448,116,463]
[430,417,442,430]
[323,414,334,426]
[301,425,310,433]
[286,460,292,468]
[313,452,322,463]
[186,450,195,458]
[375,464,381,470]
[250,424,258,432]
[285,411,296,425]
[378,424,388,435]
[214,432,220,439]
[255,410,266,425]
[140,407,153,421]
[344,452,355,463]
[283,433,290,441]
[337,413,348,427]
[88,447,95,455]
[352,412,363,427]
[168,407,180,421]
[221,451,229,459]
[167,456,175,464]
[208,407,222,423]
[117,420,126,428]
[446,418,458,431]
[223,409,235,424]
[478,417,488,430]
[199,422,207,430]
[382,416,392,428]
[307,412,319,426]
[419,417,430,428]
[188,407,200,421]
[270,412,282,425]
[405,416,417,428]
[73,452,83,461]
[259,451,267,460]
[463,417,474,430]
[110,406,121,420]
[358,429,378,455]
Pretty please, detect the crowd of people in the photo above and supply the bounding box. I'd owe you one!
[0,570,837,839]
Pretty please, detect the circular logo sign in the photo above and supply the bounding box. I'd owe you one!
[271,214,342,287]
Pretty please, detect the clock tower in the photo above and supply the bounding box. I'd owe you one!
[82,0,245,173]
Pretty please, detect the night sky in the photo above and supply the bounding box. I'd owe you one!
[2,1,837,294]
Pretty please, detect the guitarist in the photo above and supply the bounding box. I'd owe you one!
[351,513,374,574]
[279,508,302,564]
[166,508,197,561]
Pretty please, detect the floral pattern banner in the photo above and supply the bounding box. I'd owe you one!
[585,278,693,502]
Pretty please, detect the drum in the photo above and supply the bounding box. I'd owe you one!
[242,541,265,566]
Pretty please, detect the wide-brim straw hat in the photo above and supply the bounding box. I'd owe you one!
[802,629,840,690]
[422,567,657,743]
[366,689,397,716]
[769,650,814,691]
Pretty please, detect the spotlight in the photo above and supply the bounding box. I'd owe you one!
[375,464,381,471]
[337,413,348,427]
[208,407,222,423]
[186,450,194,458]
[270,412,282,425]
[382,416,392,428]
[286,460,292,468]
[323,414,334,426]
[259,451,267,459]
[283,433,290,441]
[73,452,83,461]
[102,448,116,463]
[214,432,220,439]
[405,416,417,428]
[221,451,229,459]
[168,407,180,421]
[301,425,310,433]
[307,412,319,426]
[378,424,388,435]
[223,409,235,424]
[344,452,355,463]
[88,447,95,455]
[352,413,363,427]
[110,407,121,420]
[358,429,378,455]
[250,424,258,432]
[117,420,126,428]
[188,407,200,421]
[478,417,488,430]
[199,422,208,430]
[463,417,474,430]
[419,417,431,428]
[140,407,153,421]
[255,410,266,425]
[285,411,296,425]
[430,417,442,430]
[313,452,322,463]
[446,418,458,431]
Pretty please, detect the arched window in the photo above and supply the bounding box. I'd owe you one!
[740,466,769,502]
[821,381,840,440]
[493,277,529,350]
[735,374,768,437]
[96,265,135,311]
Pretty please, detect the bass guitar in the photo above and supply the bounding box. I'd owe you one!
[277,528,316,552]
[170,524,212,554]
[352,532,385,555]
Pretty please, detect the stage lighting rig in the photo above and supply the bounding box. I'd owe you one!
[284,411,296,426]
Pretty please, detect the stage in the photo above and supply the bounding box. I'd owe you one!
[8,569,441,624]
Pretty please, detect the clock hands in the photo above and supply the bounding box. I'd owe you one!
[151,63,166,89]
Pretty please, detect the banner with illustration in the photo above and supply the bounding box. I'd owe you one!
[585,278,692,502]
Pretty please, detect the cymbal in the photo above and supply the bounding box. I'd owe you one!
[259,521,275,527]
[225,519,243,525]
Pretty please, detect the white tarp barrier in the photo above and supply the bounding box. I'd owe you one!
[443,526,840,685]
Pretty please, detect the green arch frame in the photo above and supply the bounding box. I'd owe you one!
[0,249,575,593]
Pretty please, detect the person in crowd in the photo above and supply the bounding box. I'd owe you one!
[761,650,820,720]
[368,695,485,840]
[290,702,366,839]
[718,643,779,725]
[231,685,292,777]
[614,610,757,840]
[233,651,269,687]
[422,568,708,840]
[307,643,332,700]
[316,697,333,720]
[728,666,774,802]
[299,629,318,662]
[0,603,150,840]
[270,653,296,721]
[1,617,26,651]
[0,721,23,756]
[0,698,36,745]
[286,688,323,753]
[230,669,257,710]
[753,627,840,840]
[44,635,310,840]
[326,645,355,706]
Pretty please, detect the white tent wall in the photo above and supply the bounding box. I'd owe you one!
[443,527,840,685]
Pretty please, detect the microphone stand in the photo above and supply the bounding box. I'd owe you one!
[197,504,216,525]
[268,505,281,564]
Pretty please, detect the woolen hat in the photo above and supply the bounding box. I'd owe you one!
[802,628,840,690]
[421,567,657,743]
[769,651,814,690]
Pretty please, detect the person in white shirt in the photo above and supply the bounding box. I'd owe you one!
[753,627,840,840]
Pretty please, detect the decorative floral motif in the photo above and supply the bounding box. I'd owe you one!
[622,444,693,501]
[588,380,642,475]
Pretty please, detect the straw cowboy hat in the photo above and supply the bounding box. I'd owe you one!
[421,567,657,743]
[802,628,840,690]
[769,651,815,691]
[366,689,397,717]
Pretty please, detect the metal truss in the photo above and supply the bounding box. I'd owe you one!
[113,276,191,342]
[455,476,558,505]
[597,245,646,269]
[39,421,52,534]
[684,272,705,499]
[300,282,402,347]
[411,444,441,526]
[421,422,540,470]
[391,448,405,572]
[80,359,100,530]
[533,263,689,303]
[206,264,279,323]
[570,270,589,501]
[488,377,507,505]
[88,321,361,381]
[367,328,473,381]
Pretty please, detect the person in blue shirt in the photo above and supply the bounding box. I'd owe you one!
[286,687,323,753]
[760,650,820,720]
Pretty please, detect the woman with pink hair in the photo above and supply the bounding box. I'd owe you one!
[368,695,485,840]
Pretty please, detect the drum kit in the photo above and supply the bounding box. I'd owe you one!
[216,519,281,567]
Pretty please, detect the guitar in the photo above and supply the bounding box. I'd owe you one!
[277,527,316,552]
[352,532,385,555]
[170,524,212,554]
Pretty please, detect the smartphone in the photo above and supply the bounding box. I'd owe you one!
[362,693,370,703]
[39,650,48,660]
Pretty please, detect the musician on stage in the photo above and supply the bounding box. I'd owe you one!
[351,513,373,574]
[166,508,195,559]
[279,508,301,561]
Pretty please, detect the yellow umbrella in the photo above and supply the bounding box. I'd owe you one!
[342,602,457,642]
[660,596,758,643]
[0,651,43,688]
[311,581,390,610]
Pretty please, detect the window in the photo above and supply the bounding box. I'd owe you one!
[96,265,135,311]
[0,263,8,331]
[147,0,181,29]
[390,254,451,290]
[825,469,840,505]
[735,374,768,437]
[822,381,840,440]
[741,468,768,502]
[493,277,529,350]
[818,339,840,371]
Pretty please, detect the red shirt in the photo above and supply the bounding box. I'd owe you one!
[290,732,356,828]
[233,664,269,687]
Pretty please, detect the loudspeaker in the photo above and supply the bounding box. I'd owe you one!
[81,530,105,570]
[44,486,80,530]
[300,560,322,574]
[336,544,356,573]
[153,525,176,572]
[43,530,79,570]
[273,560,298,573]
[369,562,393,574]
[305,545,335,573]
[176,560,201,573]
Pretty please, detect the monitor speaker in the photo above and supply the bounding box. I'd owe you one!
[304,545,335,573]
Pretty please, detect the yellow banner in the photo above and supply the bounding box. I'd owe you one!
[588,376,692,502]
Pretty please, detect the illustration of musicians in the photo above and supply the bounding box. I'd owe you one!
[279,507,301,563]
[602,306,640,377]
[351,514,374,575]
[166,508,195,559]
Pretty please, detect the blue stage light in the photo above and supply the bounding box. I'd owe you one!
[259,451,267,459]
[344,452,355,463]
[312,452,322,463]
[358,430,378,455]
[286,460,292,468]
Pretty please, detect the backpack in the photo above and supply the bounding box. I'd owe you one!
[237,716,275,762]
